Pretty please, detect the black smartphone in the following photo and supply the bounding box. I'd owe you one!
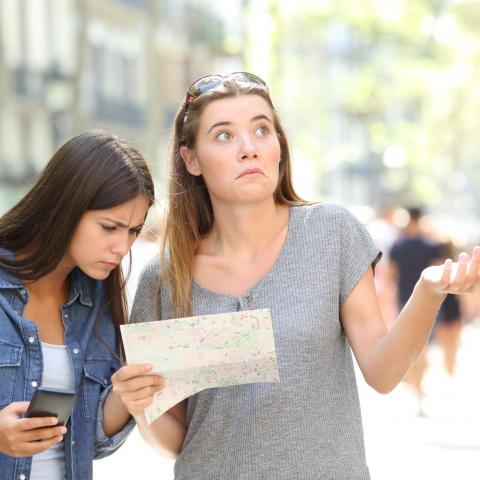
[26,387,76,425]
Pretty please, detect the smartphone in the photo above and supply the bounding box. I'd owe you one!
[26,387,76,425]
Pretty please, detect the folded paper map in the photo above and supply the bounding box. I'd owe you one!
[120,308,280,425]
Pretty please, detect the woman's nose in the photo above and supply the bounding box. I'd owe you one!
[111,232,131,257]
[239,135,258,160]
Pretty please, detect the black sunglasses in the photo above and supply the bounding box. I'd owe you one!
[185,72,268,109]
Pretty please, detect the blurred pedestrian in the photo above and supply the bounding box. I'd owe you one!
[112,73,480,479]
[435,241,463,376]
[0,131,155,479]
[388,206,443,413]
[369,204,399,327]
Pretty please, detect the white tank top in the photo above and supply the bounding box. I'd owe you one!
[30,342,74,480]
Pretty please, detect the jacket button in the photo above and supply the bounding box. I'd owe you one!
[28,336,35,344]
[31,381,38,388]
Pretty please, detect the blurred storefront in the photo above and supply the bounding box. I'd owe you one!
[0,0,245,211]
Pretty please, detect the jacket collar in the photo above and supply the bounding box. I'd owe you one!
[0,249,94,307]
[67,268,94,307]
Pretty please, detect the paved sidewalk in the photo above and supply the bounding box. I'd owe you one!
[361,323,480,480]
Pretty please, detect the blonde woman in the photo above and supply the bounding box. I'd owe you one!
[112,73,480,479]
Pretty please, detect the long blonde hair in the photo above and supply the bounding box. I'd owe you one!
[162,76,306,317]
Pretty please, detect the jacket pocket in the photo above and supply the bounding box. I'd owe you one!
[0,339,22,409]
[82,359,112,422]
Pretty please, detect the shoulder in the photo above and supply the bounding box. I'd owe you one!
[426,241,442,257]
[130,255,163,322]
[294,201,355,219]
[0,250,22,287]
[139,254,161,284]
[133,254,162,299]
[292,202,360,232]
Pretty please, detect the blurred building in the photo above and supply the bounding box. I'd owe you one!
[0,0,245,212]
[244,0,386,206]
[244,0,480,221]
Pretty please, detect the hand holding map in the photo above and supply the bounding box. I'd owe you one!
[120,309,280,425]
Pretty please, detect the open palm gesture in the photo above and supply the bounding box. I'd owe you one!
[422,246,480,295]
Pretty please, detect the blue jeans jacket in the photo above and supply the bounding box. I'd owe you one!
[0,263,134,480]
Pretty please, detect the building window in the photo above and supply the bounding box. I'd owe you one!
[1,0,23,67]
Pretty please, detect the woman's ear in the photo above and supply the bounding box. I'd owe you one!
[180,146,202,176]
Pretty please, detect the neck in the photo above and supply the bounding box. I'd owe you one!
[405,222,421,237]
[23,257,74,299]
[201,199,289,257]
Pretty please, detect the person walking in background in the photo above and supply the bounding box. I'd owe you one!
[368,204,400,328]
[0,131,155,479]
[435,241,464,377]
[388,206,443,413]
[111,73,480,479]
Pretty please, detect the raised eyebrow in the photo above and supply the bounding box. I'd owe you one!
[207,121,231,134]
[206,115,273,135]
[252,114,273,124]
[99,217,144,230]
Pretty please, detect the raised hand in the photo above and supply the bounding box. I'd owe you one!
[421,246,480,295]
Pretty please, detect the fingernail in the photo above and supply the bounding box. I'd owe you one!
[144,364,152,371]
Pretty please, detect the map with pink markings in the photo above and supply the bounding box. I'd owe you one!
[120,309,280,425]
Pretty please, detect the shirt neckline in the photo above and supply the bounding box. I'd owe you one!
[192,205,297,300]
[41,341,68,349]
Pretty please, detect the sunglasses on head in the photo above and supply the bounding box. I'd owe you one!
[185,72,268,109]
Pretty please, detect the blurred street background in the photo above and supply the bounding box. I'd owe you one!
[2,0,480,477]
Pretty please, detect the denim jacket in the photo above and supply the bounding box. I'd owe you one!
[0,260,134,480]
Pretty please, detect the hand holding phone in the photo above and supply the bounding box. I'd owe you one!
[0,402,66,457]
[26,387,76,425]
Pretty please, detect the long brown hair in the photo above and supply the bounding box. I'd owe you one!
[0,130,155,347]
[163,74,306,317]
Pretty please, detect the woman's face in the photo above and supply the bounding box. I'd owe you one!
[64,194,150,280]
[181,94,281,206]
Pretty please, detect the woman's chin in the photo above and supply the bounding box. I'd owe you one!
[235,184,276,203]
[79,266,113,281]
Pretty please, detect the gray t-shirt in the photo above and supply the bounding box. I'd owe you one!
[130,203,381,480]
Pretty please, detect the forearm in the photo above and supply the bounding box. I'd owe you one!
[365,279,446,393]
[102,389,132,437]
[134,412,186,458]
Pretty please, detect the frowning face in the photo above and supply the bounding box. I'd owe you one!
[63,194,149,280]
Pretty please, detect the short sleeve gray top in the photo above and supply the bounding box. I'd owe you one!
[130,203,381,480]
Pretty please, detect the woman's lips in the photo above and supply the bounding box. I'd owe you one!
[100,261,118,269]
[237,168,264,178]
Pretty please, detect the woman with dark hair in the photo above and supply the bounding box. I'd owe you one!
[112,73,480,479]
[0,130,155,479]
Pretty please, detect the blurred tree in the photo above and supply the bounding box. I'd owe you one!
[246,0,480,216]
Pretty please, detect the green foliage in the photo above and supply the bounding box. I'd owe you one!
[250,0,480,211]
